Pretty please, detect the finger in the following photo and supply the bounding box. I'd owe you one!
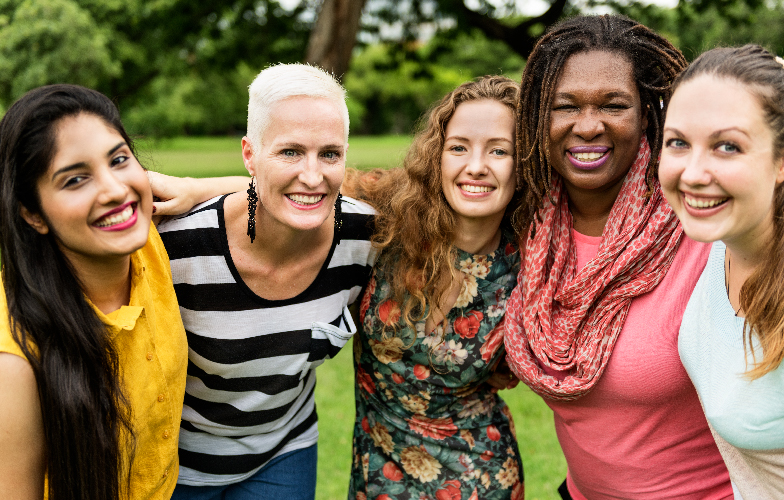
[152,199,189,217]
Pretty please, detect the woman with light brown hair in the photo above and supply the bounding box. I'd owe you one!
[660,44,784,499]
[347,75,524,499]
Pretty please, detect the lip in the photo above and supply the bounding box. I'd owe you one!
[567,146,610,170]
[93,201,139,232]
[458,181,496,198]
[285,193,327,211]
[681,191,730,218]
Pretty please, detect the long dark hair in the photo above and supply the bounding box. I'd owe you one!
[516,14,687,230]
[0,84,136,499]
[672,45,784,379]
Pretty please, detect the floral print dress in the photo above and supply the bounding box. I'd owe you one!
[350,234,524,500]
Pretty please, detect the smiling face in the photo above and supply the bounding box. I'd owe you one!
[242,96,347,233]
[660,75,784,251]
[548,50,648,201]
[440,99,516,229]
[24,113,152,266]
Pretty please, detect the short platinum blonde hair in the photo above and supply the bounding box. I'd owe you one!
[246,63,349,149]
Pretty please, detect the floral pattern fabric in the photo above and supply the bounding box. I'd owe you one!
[350,234,524,500]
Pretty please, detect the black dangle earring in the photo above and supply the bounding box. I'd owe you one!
[334,192,343,237]
[247,177,258,243]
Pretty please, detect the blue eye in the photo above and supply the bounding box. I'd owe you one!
[449,145,467,152]
[321,151,341,161]
[491,148,508,157]
[282,149,298,157]
[717,143,740,154]
[665,138,688,149]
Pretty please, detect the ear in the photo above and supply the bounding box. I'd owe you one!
[776,155,784,184]
[19,205,49,235]
[641,104,650,133]
[241,136,256,177]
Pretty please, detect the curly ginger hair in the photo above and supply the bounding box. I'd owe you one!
[346,76,523,335]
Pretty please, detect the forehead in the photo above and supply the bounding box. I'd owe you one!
[263,96,346,146]
[51,114,123,163]
[667,75,768,132]
[554,50,638,98]
[446,99,514,139]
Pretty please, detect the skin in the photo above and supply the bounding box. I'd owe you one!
[2,113,153,497]
[22,113,153,314]
[0,353,45,499]
[660,75,784,313]
[548,50,648,236]
[426,100,516,347]
[223,96,348,301]
[441,99,516,255]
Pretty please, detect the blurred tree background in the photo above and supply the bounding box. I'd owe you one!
[0,0,783,138]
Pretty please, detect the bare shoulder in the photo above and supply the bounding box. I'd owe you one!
[0,353,45,498]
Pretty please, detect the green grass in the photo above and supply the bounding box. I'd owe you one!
[142,135,566,500]
[314,347,566,500]
[136,134,412,178]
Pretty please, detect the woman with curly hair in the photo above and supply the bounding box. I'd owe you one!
[503,15,733,499]
[347,75,524,500]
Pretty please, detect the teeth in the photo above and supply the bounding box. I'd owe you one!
[461,185,494,193]
[685,196,728,209]
[572,152,605,161]
[95,204,134,227]
[288,194,323,205]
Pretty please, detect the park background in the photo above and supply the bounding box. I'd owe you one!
[2,0,783,498]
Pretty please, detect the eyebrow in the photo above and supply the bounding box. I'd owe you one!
[445,135,513,143]
[553,91,634,100]
[51,142,127,181]
[664,126,751,139]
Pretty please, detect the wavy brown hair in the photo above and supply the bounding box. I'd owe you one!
[346,76,521,336]
[672,45,784,379]
[516,14,687,231]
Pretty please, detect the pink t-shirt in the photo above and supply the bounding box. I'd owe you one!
[547,231,732,499]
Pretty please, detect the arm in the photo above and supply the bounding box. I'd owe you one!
[147,171,249,217]
[0,353,45,499]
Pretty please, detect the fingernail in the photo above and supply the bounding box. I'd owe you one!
[152,206,157,214]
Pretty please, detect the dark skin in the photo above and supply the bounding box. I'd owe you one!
[547,50,649,236]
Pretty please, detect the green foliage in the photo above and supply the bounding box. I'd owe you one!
[0,0,309,137]
[604,0,784,60]
[344,28,525,135]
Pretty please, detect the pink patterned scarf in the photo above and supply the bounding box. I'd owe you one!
[504,137,683,401]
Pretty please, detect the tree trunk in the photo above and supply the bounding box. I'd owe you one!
[305,0,367,80]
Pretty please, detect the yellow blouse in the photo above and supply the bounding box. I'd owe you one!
[0,226,188,499]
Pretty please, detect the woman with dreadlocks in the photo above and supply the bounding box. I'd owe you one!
[503,15,733,499]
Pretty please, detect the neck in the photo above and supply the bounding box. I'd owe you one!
[454,215,504,255]
[724,221,773,316]
[565,178,625,237]
[63,252,133,315]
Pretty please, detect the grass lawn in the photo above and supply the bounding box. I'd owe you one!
[142,136,566,500]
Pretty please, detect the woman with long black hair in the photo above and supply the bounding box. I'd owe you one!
[0,84,187,499]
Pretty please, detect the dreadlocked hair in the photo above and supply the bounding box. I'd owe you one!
[353,76,522,339]
[516,14,687,232]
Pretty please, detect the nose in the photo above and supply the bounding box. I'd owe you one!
[679,149,713,186]
[96,168,130,205]
[465,149,488,177]
[572,108,605,140]
[298,152,324,188]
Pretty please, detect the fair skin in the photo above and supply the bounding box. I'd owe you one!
[426,99,516,335]
[548,50,648,236]
[1,113,153,497]
[225,96,347,300]
[660,75,784,314]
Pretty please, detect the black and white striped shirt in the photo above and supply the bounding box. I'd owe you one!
[158,195,376,486]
